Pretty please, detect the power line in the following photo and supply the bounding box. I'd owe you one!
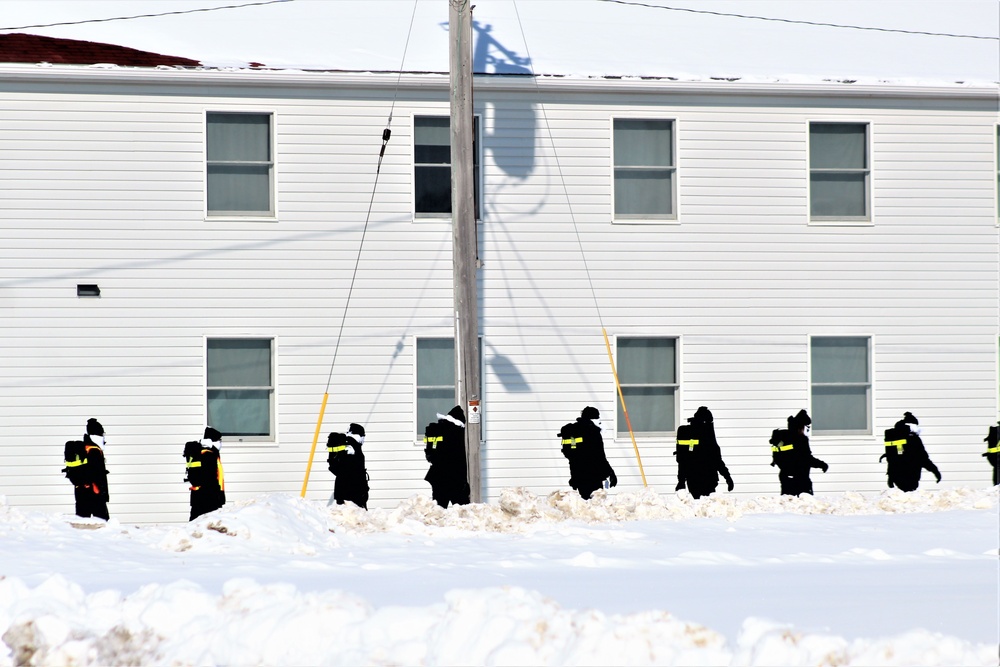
[597,0,1000,41]
[0,0,291,32]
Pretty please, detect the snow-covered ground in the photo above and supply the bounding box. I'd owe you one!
[1,487,997,666]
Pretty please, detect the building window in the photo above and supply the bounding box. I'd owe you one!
[207,338,274,440]
[414,116,480,218]
[207,112,273,216]
[810,336,871,434]
[416,337,455,437]
[995,126,999,217]
[613,119,676,220]
[616,337,678,434]
[809,122,869,221]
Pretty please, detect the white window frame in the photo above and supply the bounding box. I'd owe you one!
[809,335,873,436]
[613,335,680,436]
[205,110,276,220]
[611,117,678,224]
[807,120,872,225]
[205,336,276,443]
[412,114,483,222]
[413,335,485,443]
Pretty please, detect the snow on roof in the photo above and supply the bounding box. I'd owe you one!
[0,1,997,86]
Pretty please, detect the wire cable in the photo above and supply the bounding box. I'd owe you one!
[302,0,419,498]
[597,0,1000,41]
[512,0,648,486]
[1,0,292,32]
[322,0,420,394]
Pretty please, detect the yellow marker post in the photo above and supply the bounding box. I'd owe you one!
[602,328,648,487]
[300,392,330,497]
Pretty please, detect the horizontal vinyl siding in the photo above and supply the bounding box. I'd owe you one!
[1,74,997,522]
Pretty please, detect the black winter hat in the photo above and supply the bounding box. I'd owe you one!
[790,409,811,428]
[693,406,713,424]
[204,427,222,442]
[448,405,467,423]
[902,412,918,425]
[581,406,600,420]
[86,418,104,436]
[348,423,365,437]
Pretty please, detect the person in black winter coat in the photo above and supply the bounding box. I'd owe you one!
[880,412,941,492]
[328,422,370,509]
[184,427,226,521]
[770,409,828,496]
[62,418,110,520]
[424,405,470,508]
[559,406,617,500]
[675,406,734,499]
[985,422,1000,486]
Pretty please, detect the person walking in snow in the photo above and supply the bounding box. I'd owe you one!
[770,409,827,496]
[62,418,110,520]
[184,427,226,521]
[559,406,617,500]
[424,405,470,508]
[327,422,370,509]
[880,412,941,492]
[985,422,1000,486]
[674,406,734,499]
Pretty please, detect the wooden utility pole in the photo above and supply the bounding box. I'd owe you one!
[449,0,481,502]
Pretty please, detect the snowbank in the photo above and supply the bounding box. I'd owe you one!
[0,487,996,666]
[2,575,995,667]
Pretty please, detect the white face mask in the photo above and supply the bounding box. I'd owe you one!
[802,425,811,437]
[88,434,105,447]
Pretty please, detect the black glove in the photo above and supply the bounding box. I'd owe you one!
[819,461,829,473]
[724,475,734,492]
[934,470,942,483]
[888,479,894,488]
[608,471,618,488]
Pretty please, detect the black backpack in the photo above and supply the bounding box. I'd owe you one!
[559,421,582,458]
[423,422,442,463]
[884,425,909,459]
[62,440,88,485]
[327,432,348,473]
[675,423,699,459]
[183,440,206,487]
[769,429,794,468]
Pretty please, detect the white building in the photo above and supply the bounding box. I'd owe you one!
[0,34,997,522]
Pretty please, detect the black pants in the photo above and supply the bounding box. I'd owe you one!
[190,489,224,521]
[75,486,109,520]
[431,483,470,508]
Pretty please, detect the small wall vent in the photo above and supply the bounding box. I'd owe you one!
[76,284,101,297]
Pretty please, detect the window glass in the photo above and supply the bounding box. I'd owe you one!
[616,337,677,434]
[207,112,273,216]
[414,116,480,218]
[613,119,675,220]
[416,338,455,436]
[207,338,274,438]
[810,336,871,433]
[809,122,869,220]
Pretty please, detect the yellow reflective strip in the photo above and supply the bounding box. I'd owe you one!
[778,444,793,451]
[65,458,85,467]
[187,461,202,468]
[329,445,347,453]
[987,446,1000,453]
[677,439,698,446]
[886,439,905,453]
